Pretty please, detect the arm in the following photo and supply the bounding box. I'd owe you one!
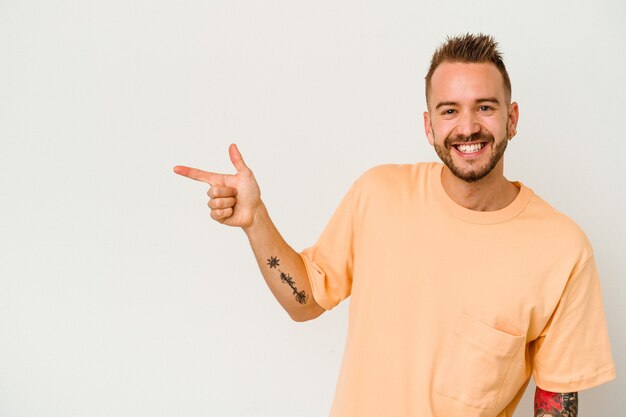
[534,386,578,417]
[173,144,325,322]
[244,202,325,321]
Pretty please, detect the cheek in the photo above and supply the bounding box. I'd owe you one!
[430,121,454,141]
[483,118,508,137]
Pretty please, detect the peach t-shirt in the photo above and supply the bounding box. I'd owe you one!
[300,163,615,417]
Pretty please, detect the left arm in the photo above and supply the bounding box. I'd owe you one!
[534,386,578,417]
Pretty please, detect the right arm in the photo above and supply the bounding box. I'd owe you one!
[173,144,325,322]
[244,203,325,321]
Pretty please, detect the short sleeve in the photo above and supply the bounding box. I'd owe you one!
[299,183,357,311]
[532,255,616,392]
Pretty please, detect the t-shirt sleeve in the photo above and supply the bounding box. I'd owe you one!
[532,255,616,392]
[299,182,357,311]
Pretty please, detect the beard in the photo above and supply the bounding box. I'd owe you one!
[433,129,508,183]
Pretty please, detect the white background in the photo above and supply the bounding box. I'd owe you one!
[1,0,624,416]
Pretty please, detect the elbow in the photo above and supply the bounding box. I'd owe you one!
[288,304,325,322]
[290,311,322,322]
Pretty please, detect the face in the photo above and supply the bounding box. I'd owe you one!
[424,62,518,183]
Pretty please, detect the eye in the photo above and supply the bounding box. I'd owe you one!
[441,109,456,116]
[479,105,495,112]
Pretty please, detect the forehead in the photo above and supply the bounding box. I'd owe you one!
[428,62,507,105]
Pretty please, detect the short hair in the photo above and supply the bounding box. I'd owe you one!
[425,33,512,104]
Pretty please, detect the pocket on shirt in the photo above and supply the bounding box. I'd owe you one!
[434,313,525,410]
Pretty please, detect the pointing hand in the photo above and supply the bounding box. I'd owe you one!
[173,144,261,228]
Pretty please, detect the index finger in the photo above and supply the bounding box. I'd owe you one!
[173,165,225,185]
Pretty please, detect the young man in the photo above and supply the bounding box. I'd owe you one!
[174,34,615,417]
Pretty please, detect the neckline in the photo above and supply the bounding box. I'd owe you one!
[430,163,533,224]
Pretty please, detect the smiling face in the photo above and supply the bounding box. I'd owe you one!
[424,62,518,183]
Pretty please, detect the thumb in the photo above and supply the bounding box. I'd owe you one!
[229,143,250,173]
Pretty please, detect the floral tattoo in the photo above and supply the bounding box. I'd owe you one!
[534,387,578,417]
[266,256,308,304]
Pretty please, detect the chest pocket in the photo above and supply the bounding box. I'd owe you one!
[434,313,525,410]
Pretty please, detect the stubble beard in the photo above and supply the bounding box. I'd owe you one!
[433,129,509,183]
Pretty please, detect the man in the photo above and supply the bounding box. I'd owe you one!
[174,34,615,417]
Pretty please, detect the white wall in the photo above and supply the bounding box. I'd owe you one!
[1,0,624,416]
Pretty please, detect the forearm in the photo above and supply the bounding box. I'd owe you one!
[244,202,325,322]
[534,386,578,417]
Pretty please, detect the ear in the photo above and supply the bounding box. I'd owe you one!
[507,102,519,140]
[424,111,435,146]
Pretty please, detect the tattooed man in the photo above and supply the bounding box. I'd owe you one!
[175,34,615,417]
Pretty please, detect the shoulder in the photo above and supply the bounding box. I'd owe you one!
[523,191,594,262]
[354,162,439,192]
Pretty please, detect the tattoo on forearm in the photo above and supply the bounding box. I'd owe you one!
[534,387,578,417]
[266,256,308,304]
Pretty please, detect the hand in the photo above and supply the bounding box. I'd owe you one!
[173,144,261,228]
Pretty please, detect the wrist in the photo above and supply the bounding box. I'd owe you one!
[243,201,268,236]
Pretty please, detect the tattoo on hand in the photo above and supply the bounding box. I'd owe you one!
[534,387,578,417]
[266,256,308,304]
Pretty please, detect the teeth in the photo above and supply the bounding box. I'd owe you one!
[457,143,484,153]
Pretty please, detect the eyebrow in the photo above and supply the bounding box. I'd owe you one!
[435,97,501,110]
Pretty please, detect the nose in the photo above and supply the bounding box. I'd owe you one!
[455,111,481,138]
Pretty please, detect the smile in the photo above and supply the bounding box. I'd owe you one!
[454,142,486,154]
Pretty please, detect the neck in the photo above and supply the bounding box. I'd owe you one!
[440,163,520,211]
